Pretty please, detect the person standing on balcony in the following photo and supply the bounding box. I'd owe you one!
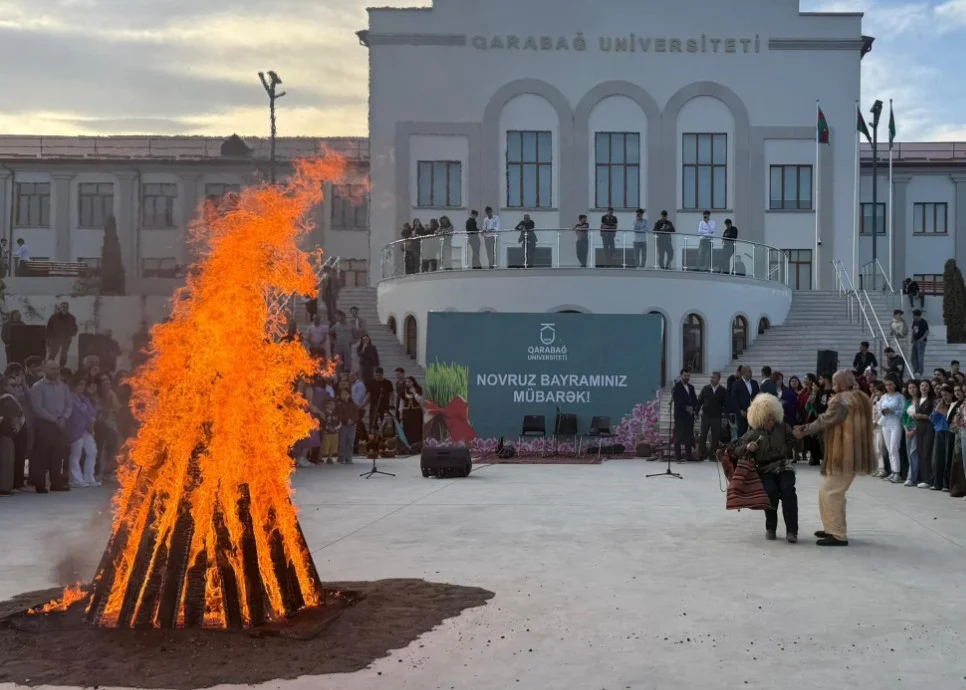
[911,309,929,378]
[697,211,715,272]
[321,266,340,323]
[46,302,78,368]
[482,207,501,269]
[516,214,537,268]
[632,208,648,268]
[653,210,675,269]
[465,210,482,270]
[721,219,738,274]
[401,223,416,275]
[420,219,441,272]
[600,207,618,267]
[574,215,590,268]
[13,238,30,276]
[438,215,455,270]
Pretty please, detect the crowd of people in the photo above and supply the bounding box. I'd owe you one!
[670,343,966,546]
[399,207,742,272]
[285,292,426,469]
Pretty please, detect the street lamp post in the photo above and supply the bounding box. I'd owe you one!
[258,71,286,184]
[869,99,883,284]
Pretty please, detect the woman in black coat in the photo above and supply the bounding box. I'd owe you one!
[357,335,380,384]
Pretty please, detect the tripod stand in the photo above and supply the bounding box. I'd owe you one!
[360,455,395,479]
[647,398,683,479]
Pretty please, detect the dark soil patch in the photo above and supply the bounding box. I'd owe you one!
[0,579,493,688]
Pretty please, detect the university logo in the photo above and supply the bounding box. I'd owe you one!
[539,323,556,345]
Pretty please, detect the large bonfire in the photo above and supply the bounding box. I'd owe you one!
[85,155,345,629]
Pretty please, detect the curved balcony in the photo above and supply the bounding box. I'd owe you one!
[379,230,791,285]
[376,230,794,378]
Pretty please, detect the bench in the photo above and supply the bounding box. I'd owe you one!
[918,281,943,296]
[19,261,90,278]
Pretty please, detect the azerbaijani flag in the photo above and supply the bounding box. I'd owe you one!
[817,107,830,145]
[857,108,872,143]
[888,103,897,150]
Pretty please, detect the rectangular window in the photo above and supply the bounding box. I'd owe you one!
[784,249,813,291]
[682,134,727,210]
[142,183,178,229]
[331,184,368,229]
[416,161,462,208]
[506,130,552,208]
[768,165,812,210]
[913,202,948,235]
[141,257,179,278]
[204,183,241,201]
[594,132,640,209]
[14,182,51,227]
[860,202,886,235]
[78,182,114,228]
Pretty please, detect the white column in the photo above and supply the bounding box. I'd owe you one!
[179,173,202,266]
[114,172,138,279]
[50,173,74,261]
[0,169,10,258]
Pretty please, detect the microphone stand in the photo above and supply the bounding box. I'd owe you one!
[648,398,683,479]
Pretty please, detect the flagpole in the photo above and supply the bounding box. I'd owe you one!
[852,99,860,287]
[814,99,821,291]
[888,98,894,289]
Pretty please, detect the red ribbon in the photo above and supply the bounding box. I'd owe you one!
[423,396,477,442]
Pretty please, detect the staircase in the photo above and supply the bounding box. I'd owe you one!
[334,286,425,378]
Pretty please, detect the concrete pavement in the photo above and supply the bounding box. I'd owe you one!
[2,458,966,689]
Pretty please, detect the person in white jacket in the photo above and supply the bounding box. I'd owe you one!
[878,377,906,482]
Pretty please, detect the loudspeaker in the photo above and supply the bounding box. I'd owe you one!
[420,446,472,479]
[5,324,46,366]
[816,350,839,377]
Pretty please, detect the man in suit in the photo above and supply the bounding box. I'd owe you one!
[726,365,742,395]
[759,365,777,396]
[731,365,760,436]
[696,371,729,461]
[672,369,698,461]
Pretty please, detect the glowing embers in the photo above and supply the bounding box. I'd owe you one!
[85,156,345,629]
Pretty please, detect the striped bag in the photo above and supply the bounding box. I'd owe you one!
[717,445,771,511]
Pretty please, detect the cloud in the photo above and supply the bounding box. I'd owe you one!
[935,0,966,24]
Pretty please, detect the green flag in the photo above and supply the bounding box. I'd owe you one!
[888,103,896,149]
[817,107,830,145]
[857,108,872,143]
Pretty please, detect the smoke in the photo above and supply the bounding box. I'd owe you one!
[43,494,115,586]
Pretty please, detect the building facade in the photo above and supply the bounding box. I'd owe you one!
[363,0,869,290]
[0,135,371,287]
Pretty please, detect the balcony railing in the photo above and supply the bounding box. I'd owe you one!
[380,230,792,286]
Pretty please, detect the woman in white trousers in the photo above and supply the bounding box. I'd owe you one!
[879,378,907,483]
[67,376,100,488]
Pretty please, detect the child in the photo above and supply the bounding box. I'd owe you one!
[320,399,340,465]
[335,389,359,464]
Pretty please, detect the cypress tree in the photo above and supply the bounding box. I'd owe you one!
[942,258,966,343]
[100,215,126,295]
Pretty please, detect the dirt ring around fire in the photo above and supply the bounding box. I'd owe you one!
[0,579,494,689]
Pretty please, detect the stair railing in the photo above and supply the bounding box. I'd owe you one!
[858,287,913,378]
[832,260,879,357]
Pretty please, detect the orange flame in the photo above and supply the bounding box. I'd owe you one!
[90,154,346,628]
[28,584,88,615]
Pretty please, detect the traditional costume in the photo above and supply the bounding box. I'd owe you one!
[799,373,874,546]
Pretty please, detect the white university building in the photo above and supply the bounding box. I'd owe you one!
[1,0,964,378]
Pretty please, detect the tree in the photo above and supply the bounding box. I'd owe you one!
[942,258,966,344]
[100,215,126,295]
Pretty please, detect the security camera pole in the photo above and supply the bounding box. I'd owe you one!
[258,71,286,184]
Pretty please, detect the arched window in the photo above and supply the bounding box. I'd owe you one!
[758,317,771,335]
[647,310,667,387]
[404,315,417,359]
[387,316,397,335]
[683,313,704,374]
[732,315,748,359]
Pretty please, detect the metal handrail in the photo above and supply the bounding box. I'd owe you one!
[860,287,913,377]
[832,260,876,339]
[381,229,793,287]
